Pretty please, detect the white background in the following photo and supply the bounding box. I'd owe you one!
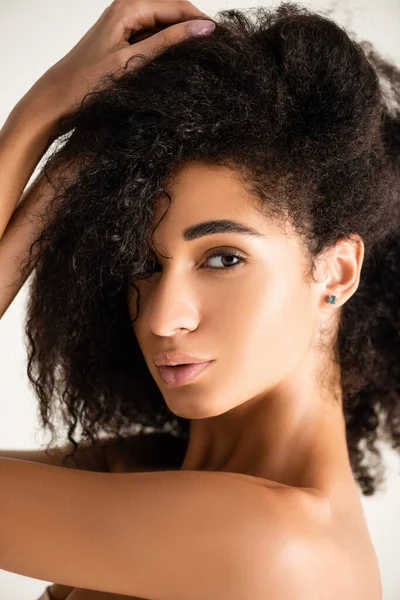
[0,0,399,598]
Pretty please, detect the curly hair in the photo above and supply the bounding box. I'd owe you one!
[22,2,400,496]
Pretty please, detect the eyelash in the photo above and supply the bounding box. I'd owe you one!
[139,249,245,278]
[204,249,245,271]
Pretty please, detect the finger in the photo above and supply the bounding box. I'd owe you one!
[117,17,215,64]
[110,0,212,41]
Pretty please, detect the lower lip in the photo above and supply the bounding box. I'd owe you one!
[157,361,213,386]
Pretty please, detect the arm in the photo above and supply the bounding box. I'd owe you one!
[0,101,58,242]
[0,460,282,600]
[0,438,111,473]
[0,104,62,320]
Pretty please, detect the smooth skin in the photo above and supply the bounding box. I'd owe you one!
[0,1,382,599]
[128,162,383,598]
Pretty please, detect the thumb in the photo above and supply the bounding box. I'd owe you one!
[182,18,216,37]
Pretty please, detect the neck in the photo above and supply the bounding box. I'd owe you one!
[181,357,361,510]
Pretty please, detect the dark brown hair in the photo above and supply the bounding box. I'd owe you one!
[23,2,400,495]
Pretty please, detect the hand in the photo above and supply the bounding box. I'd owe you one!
[16,0,214,129]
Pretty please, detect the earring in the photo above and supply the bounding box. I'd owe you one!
[327,295,337,304]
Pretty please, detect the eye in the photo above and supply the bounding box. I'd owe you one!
[135,248,245,280]
[203,249,245,271]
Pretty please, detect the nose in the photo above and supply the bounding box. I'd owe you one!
[144,272,200,337]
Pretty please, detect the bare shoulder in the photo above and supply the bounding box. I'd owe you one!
[0,452,324,600]
[257,484,382,600]
[1,445,379,600]
[107,438,348,597]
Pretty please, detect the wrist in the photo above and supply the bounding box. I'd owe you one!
[0,101,61,195]
[5,90,67,145]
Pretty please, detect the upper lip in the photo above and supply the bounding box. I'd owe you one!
[153,351,212,367]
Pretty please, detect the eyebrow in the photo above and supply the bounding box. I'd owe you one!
[182,219,266,241]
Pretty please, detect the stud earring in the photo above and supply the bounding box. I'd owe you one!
[327,295,337,304]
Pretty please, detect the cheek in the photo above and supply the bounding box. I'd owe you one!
[208,268,315,390]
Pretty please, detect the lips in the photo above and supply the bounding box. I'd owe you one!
[153,350,212,367]
[157,361,212,385]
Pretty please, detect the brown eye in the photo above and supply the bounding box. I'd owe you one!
[204,249,245,271]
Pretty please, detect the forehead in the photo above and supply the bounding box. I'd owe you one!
[146,161,307,269]
[152,161,278,236]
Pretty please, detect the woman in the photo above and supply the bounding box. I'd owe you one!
[0,0,398,598]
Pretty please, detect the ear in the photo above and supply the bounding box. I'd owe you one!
[317,234,365,308]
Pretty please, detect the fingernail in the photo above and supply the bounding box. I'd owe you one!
[186,20,216,36]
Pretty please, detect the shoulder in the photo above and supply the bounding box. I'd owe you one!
[255,485,381,600]
[104,435,355,597]
[0,451,361,600]
[240,483,337,597]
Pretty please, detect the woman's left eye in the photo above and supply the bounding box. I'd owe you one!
[204,250,245,271]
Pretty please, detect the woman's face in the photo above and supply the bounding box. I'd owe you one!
[127,161,323,418]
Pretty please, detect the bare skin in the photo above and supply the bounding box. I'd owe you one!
[41,159,383,600]
[129,160,361,503]
[127,160,382,598]
[0,0,382,598]
[0,2,219,599]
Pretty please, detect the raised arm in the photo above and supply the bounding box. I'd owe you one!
[0,114,63,320]
[0,0,215,322]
